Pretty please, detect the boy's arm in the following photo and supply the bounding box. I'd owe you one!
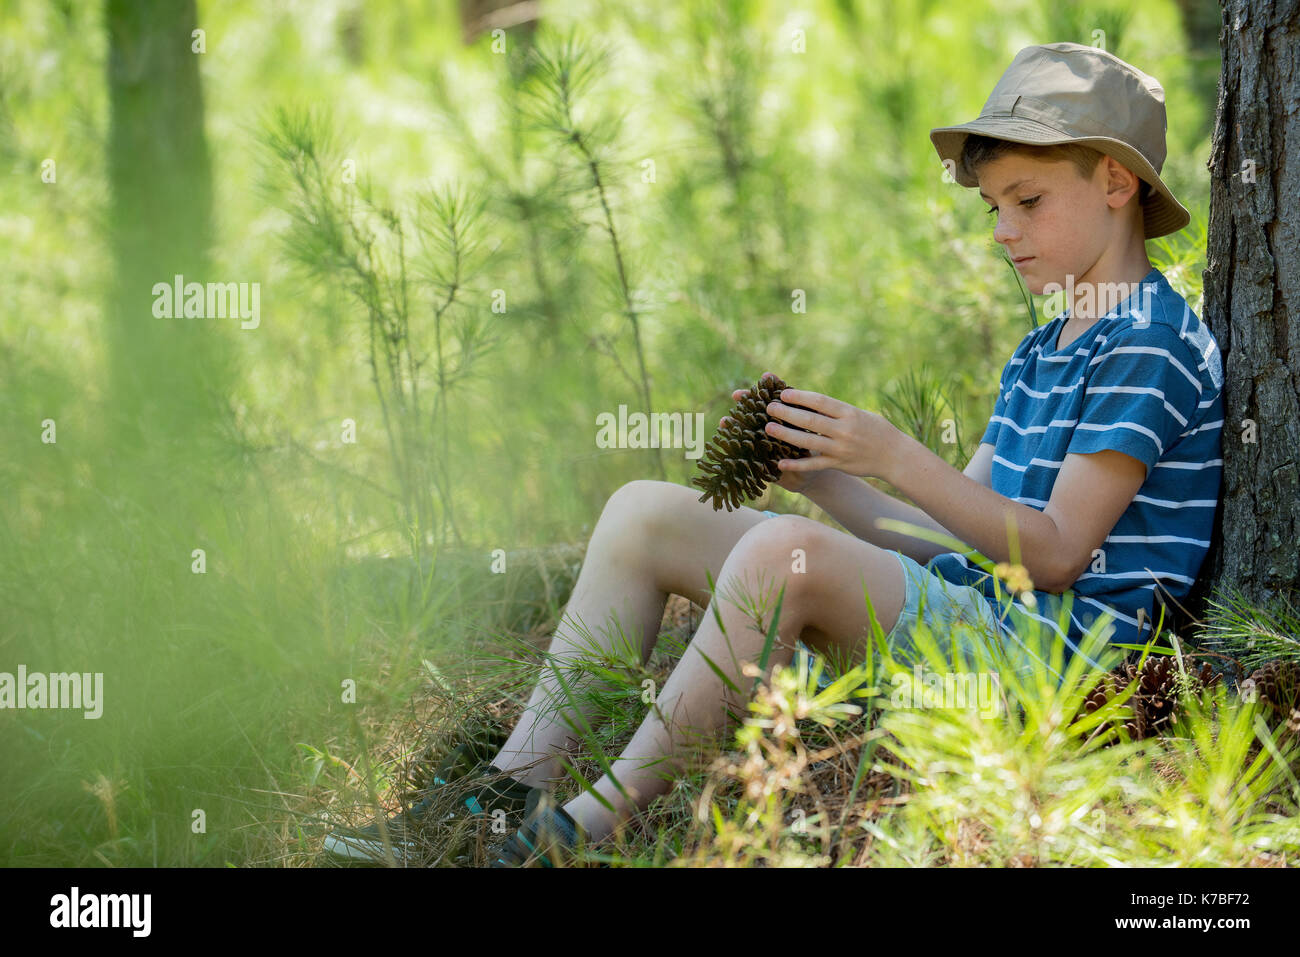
[803,443,996,565]
[881,434,1148,593]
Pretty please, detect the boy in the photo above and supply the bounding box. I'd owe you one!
[325,42,1223,867]
[922,41,1224,661]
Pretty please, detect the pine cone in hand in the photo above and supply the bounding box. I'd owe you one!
[692,373,816,512]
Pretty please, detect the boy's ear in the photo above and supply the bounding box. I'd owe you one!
[1102,155,1143,210]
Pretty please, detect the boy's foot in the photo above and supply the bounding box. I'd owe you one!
[323,745,538,864]
[491,791,586,868]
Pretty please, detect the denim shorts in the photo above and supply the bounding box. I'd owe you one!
[760,509,1040,680]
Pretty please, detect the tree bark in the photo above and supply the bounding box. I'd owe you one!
[1193,0,1300,629]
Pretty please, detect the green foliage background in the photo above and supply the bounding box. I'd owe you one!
[0,0,1230,866]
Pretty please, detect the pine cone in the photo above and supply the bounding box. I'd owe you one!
[691,373,816,512]
[1245,659,1300,715]
[1082,676,1120,730]
[1115,662,1149,740]
[1082,664,1140,740]
[1082,672,1117,716]
[1138,654,1177,735]
[1082,655,1217,742]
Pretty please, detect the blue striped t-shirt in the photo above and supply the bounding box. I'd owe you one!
[927,265,1224,666]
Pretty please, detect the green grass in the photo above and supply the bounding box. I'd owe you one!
[283,573,1299,868]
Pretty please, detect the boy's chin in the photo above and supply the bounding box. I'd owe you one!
[1021,272,1059,297]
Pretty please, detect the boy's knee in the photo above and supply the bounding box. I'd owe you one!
[604,479,673,521]
[596,480,688,553]
[739,513,821,544]
[732,515,827,587]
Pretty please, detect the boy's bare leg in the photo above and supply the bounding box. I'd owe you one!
[562,514,908,843]
[490,480,774,788]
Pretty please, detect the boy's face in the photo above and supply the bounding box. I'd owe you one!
[976,152,1136,296]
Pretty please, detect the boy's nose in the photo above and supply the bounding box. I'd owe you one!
[993,215,1020,245]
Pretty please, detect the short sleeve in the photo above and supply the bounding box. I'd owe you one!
[1065,324,1205,478]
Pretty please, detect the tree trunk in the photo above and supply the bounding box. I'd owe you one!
[105,0,229,439]
[1193,0,1300,630]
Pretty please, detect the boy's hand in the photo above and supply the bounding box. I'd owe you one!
[721,385,831,496]
[760,386,904,484]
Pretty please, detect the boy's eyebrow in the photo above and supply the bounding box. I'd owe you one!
[978,177,1039,201]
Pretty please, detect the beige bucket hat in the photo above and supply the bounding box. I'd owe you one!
[929,41,1191,239]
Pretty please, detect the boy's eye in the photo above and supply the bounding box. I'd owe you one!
[985,196,1041,216]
